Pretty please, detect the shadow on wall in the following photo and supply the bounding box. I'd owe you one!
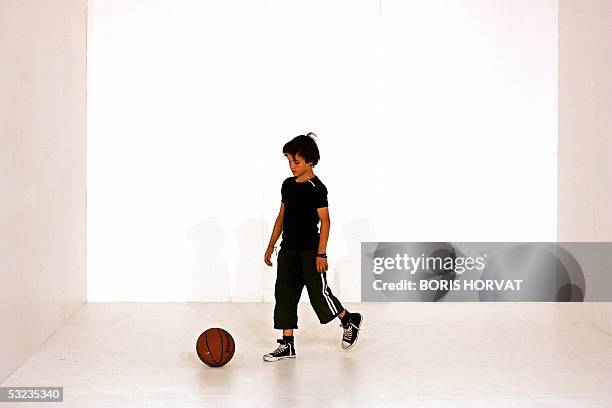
[187,216,229,301]
[332,217,377,302]
[185,216,377,303]
[233,216,269,301]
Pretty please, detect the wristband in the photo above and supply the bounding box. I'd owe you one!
[317,253,327,259]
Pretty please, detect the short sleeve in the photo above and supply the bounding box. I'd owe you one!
[281,179,287,203]
[316,184,328,208]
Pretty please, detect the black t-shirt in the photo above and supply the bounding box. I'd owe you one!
[280,176,328,249]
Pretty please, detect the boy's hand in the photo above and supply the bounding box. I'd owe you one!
[264,246,274,266]
[316,256,328,273]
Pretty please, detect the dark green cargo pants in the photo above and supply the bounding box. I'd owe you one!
[274,246,345,329]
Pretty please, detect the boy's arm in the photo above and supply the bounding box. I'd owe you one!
[267,202,285,248]
[317,207,330,254]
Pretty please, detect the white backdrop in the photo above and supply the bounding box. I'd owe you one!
[87,0,558,301]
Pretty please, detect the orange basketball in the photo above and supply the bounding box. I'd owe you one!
[196,328,235,367]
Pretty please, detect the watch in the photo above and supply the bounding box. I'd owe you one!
[317,253,327,259]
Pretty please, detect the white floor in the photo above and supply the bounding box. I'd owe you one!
[3,302,612,407]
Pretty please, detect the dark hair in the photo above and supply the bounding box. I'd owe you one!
[282,132,320,166]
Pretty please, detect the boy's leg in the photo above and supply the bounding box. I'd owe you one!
[300,249,364,350]
[273,247,304,330]
[300,249,345,325]
[264,247,302,362]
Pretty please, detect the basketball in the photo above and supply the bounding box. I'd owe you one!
[196,328,235,367]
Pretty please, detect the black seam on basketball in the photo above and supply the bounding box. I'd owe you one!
[196,337,205,362]
[229,337,235,362]
[205,331,219,366]
[216,328,224,365]
[228,331,235,361]
[222,329,235,362]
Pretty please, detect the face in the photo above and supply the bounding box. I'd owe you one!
[285,153,312,178]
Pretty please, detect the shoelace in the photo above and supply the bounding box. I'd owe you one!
[339,322,363,342]
[272,340,289,356]
[343,325,353,342]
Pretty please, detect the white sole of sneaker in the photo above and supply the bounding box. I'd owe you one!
[263,355,296,362]
[342,314,364,350]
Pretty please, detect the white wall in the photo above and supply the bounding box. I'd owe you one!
[0,0,606,387]
[87,0,558,302]
[558,0,612,334]
[0,0,87,383]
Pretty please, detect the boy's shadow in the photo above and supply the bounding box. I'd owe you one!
[331,217,377,302]
[187,216,229,300]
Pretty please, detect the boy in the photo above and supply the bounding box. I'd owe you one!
[262,132,363,362]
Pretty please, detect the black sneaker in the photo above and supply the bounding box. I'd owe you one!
[263,339,296,362]
[339,312,363,350]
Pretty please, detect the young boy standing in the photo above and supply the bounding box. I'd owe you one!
[262,132,363,362]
